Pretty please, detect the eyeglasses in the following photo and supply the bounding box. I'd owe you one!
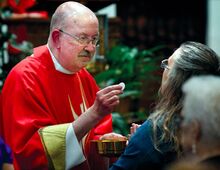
[58,29,99,47]
[161,59,170,70]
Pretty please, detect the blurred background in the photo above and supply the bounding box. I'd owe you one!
[0,0,219,135]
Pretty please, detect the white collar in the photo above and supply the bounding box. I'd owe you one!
[47,44,74,74]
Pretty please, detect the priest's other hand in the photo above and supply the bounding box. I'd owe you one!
[100,132,127,141]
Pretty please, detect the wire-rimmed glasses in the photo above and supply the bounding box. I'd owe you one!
[161,59,170,70]
[58,29,99,47]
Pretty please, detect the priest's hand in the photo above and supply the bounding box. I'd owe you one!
[90,84,123,119]
[73,84,124,141]
[100,132,127,141]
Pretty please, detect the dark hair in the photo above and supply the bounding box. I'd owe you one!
[150,41,220,154]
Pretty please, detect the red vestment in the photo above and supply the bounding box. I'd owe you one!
[1,45,112,169]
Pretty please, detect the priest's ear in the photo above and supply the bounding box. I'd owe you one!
[50,29,61,49]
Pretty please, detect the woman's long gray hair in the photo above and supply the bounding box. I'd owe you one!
[149,41,220,154]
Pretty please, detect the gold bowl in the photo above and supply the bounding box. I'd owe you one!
[92,139,127,157]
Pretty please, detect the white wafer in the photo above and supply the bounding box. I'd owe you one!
[119,82,125,90]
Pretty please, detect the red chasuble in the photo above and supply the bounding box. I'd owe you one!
[1,45,112,169]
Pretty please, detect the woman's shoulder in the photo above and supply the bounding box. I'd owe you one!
[129,119,154,149]
[132,118,176,155]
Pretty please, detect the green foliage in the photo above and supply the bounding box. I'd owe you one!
[112,112,129,136]
[95,44,163,99]
[94,44,164,130]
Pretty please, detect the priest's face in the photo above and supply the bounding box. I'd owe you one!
[58,16,99,72]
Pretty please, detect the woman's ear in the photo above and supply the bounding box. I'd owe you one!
[190,120,201,143]
[51,29,61,49]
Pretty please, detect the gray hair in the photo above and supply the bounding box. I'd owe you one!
[182,75,220,145]
[150,42,220,153]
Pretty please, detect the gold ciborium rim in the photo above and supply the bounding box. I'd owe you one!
[91,139,127,157]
